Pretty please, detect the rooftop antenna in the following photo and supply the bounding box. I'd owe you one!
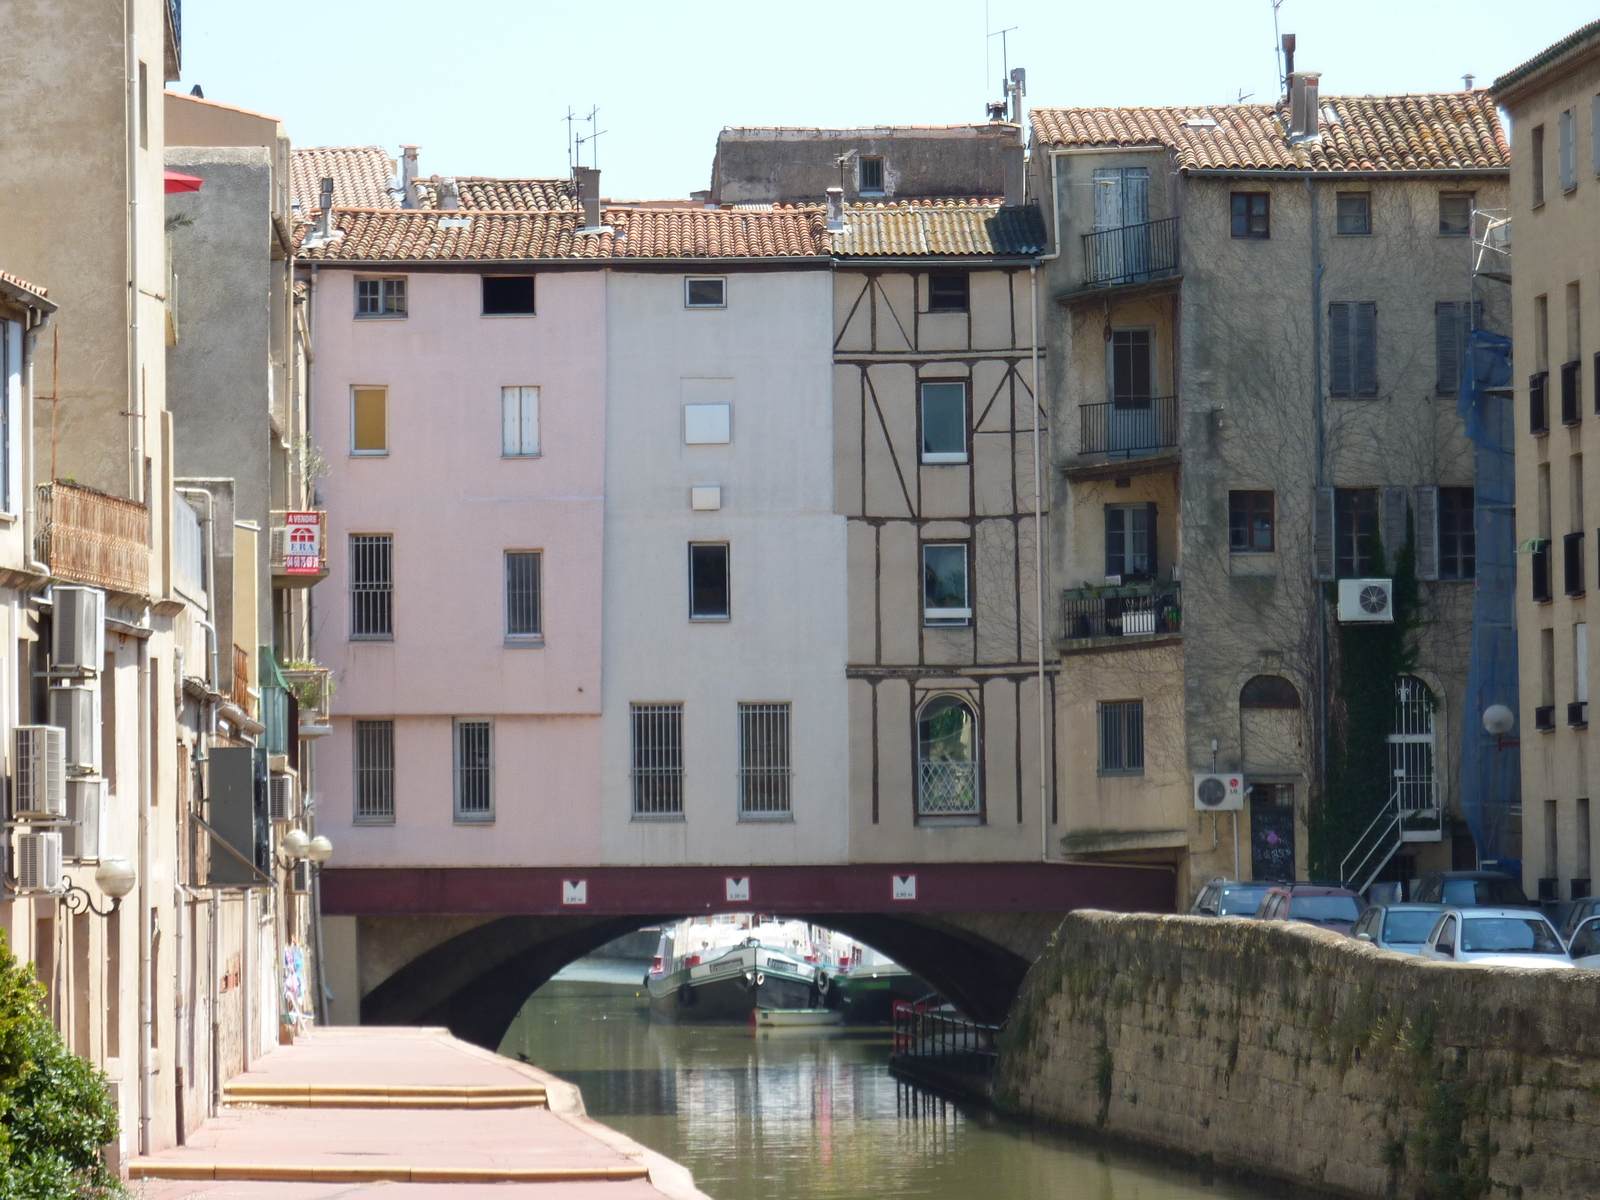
[1271,0,1287,95]
[990,25,1017,99]
[576,106,606,171]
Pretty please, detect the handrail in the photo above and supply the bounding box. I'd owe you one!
[1340,786,1402,893]
[1079,394,1179,456]
[1081,217,1179,287]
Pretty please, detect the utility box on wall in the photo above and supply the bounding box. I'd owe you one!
[208,745,268,884]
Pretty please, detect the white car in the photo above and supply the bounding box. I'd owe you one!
[1568,915,1600,969]
[1417,907,1575,970]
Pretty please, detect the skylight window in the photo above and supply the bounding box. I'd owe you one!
[1184,116,1217,128]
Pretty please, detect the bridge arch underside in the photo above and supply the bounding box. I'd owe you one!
[359,911,1067,1050]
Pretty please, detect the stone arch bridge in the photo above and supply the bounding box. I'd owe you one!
[321,862,1174,1049]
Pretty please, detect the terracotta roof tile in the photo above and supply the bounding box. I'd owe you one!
[412,177,579,212]
[834,199,1046,258]
[1030,92,1507,173]
[0,271,50,302]
[290,147,396,210]
[294,206,828,262]
[1493,20,1600,98]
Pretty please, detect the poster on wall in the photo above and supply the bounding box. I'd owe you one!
[284,511,322,573]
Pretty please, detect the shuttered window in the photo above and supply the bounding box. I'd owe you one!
[1413,485,1440,581]
[1437,487,1475,581]
[354,720,395,823]
[1381,485,1409,564]
[1334,488,1378,578]
[1435,302,1482,397]
[1098,701,1144,774]
[453,719,493,822]
[350,534,393,639]
[1313,487,1336,581]
[501,387,539,457]
[1592,96,1600,179]
[1559,109,1577,193]
[631,703,684,818]
[1329,302,1378,398]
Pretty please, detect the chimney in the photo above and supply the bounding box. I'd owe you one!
[438,176,460,211]
[825,187,844,233]
[577,167,602,231]
[1288,71,1321,140]
[1008,67,1027,126]
[1003,140,1025,207]
[400,145,420,209]
[1281,33,1296,82]
[317,177,334,240]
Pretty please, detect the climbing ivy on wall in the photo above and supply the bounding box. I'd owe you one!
[1310,519,1423,881]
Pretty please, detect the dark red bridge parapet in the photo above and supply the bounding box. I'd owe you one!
[321,860,1174,918]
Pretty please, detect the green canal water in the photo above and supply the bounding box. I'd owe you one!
[500,961,1276,1200]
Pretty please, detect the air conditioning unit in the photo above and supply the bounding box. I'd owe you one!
[51,586,105,674]
[48,685,99,775]
[12,726,66,818]
[15,831,63,892]
[1338,578,1394,623]
[1193,773,1245,812]
[63,778,105,860]
[268,773,296,822]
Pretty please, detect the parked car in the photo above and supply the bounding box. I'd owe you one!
[1190,879,1274,918]
[1350,903,1448,955]
[1417,908,1574,970]
[1555,895,1600,945]
[1569,916,1600,969]
[1411,871,1533,908]
[1255,884,1364,935]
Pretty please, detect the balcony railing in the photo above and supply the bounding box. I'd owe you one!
[1082,217,1179,288]
[229,644,253,714]
[917,761,978,817]
[35,482,150,595]
[281,663,333,737]
[1061,582,1181,643]
[270,510,328,587]
[1080,395,1178,457]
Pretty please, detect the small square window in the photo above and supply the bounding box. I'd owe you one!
[685,277,726,308]
[351,387,387,455]
[1230,193,1270,239]
[859,156,885,193]
[684,403,731,444]
[927,273,968,313]
[356,276,407,317]
[482,275,536,315]
[1439,193,1473,236]
[689,543,730,620]
[1229,491,1275,552]
[923,543,970,626]
[1335,193,1370,235]
[920,382,967,463]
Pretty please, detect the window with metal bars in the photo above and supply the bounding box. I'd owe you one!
[349,535,393,639]
[453,719,493,822]
[738,703,791,818]
[354,720,395,823]
[1098,700,1144,774]
[505,551,541,639]
[631,703,683,818]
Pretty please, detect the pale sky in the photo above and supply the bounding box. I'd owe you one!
[175,0,1596,199]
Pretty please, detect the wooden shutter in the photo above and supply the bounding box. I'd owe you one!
[1093,169,1121,231]
[1435,303,1460,396]
[501,387,520,456]
[1413,485,1440,580]
[1313,487,1336,580]
[1329,303,1351,396]
[1124,169,1150,225]
[1355,303,1378,396]
[1381,485,1409,567]
[519,388,539,455]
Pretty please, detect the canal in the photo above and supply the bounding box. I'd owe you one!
[500,959,1275,1200]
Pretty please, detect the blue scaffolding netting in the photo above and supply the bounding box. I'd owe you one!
[1456,326,1520,876]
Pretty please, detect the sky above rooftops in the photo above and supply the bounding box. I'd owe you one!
[176,0,1594,200]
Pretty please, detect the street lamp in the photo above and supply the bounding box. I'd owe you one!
[62,856,137,917]
[280,828,311,860]
[1483,704,1518,750]
[306,836,333,864]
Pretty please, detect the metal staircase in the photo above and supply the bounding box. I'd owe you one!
[1341,773,1444,894]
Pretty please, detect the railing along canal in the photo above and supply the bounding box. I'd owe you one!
[892,1002,999,1075]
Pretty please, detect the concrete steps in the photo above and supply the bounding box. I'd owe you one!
[128,1162,646,1184]
[222,1082,548,1109]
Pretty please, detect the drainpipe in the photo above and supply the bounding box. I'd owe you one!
[1031,263,1050,860]
[208,891,220,1115]
[125,5,142,502]
[1307,177,1328,847]
[136,635,152,1156]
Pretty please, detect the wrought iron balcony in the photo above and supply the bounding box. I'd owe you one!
[1080,395,1179,457]
[1082,217,1179,288]
[34,482,150,596]
[1061,582,1180,644]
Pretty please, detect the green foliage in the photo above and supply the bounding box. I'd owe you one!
[0,932,121,1198]
[1311,518,1423,879]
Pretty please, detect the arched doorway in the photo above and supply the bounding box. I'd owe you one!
[1241,675,1301,880]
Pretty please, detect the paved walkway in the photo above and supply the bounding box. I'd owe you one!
[131,1027,708,1200]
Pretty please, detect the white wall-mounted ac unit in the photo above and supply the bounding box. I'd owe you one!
[1193,773,1245,812]
[51,586,105,674]
[16,831,63,891]
[1338,578,1394,623]
[12,726,66,818]
[64,778,105,861]
[48,685,99,775]
[268,773,296,822]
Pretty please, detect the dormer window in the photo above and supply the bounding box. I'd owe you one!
[859,156,885,194]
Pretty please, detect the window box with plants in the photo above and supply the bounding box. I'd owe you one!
[282,661,334,737]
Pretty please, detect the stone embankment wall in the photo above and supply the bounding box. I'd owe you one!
[995,912,1600,1200]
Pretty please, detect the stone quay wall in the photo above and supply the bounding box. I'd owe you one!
[994,911,1600,1199]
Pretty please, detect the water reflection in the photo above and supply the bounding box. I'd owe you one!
[500,965,1273,1200]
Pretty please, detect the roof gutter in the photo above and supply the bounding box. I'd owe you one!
[1182,167,1508,179]
[830,255,1043,267]
[297,256,834,269]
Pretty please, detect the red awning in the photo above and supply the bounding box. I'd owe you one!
[164,170,205,194]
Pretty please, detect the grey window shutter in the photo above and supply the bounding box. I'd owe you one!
[1435,302,1460,396]
[1124,169,1150,225]
[1093,169,1121,232]
[1104,506,1122,577]
[1381,485,1409,567]
[1329,303,1351,396]
[1414,485,1440,580]
[1355,303,1378,396]
[1146,501,1159,578]
[1313,487,1336,580]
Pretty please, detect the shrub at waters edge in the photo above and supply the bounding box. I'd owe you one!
[0,931,120,1198]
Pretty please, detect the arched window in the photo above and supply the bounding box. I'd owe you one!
[917,695,979,817]
[1391,676,1438,818]
[1240,675,1301,709]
